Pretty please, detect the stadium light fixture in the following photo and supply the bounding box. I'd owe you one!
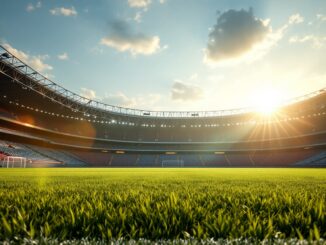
[165,152,176,155]
[214,151,225,155]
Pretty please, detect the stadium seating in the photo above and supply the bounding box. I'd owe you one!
[0,140,61,167]
[110,154,138,167]
[28,146,87,167]
[69,151,112,167]
[0,48,325,168]
[137,154,158,166]
[200,154,229,166]
[252,150,317,166]
[179,154,203,167]
[226,153,253,166]
[295,151,326,166]
[0,138,325,167]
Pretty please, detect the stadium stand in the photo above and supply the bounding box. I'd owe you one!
[28,145,87,167]
[110,153,138,167]
[251,150,318,166]
[179,154,203,167]
[137,154,159,167]
[226,153,253,166]
[295,151,326,167]
[0,44,325,167]
[0,140,61,167]
[69,151,112,167]
[200,154,229,166]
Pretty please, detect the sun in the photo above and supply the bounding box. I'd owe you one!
[251,87,285,116]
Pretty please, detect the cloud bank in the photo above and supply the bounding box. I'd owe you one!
[288,13,304,24]
[171,80,203,101]
[80,88,96,100]
[204,8,278,66]
[57,52,69,60]
[100,20,161,55]
[289,35,326,48]
[2,43,52,73]
[317,14,326,22]
[50,7,77,16]
[128,0,151,9]
[103,92,161,109]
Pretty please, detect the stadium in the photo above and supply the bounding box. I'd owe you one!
[0,44,325,168]
[1,1,326,243]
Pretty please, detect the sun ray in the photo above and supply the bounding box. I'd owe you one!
[250,87,286,116]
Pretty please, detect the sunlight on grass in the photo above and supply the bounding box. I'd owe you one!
[0,168,325,242]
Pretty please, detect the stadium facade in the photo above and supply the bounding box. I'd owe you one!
[0,45,325,167]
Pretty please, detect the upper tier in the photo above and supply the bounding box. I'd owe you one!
[1,44,325,120]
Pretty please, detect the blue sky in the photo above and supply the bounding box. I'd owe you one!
[1,0,326,111]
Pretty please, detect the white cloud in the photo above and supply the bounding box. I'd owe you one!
[288,13,304,24]
[100,20,161,55]
[80,88,96,100]
[289,35,326,48]
[204,8,280,66]
[134,12,143,23]
[103,92,135,107]
[2,43,53,73]
[171,80,203,101]
[26,4,35,12]
[50,7,77,16]
[57,52,69,60]
[128,0,151,8]
[159,0,166,4]
[101,36,160,55]
[317,14,326,22]
[26,2,41,12]
[80,89,162,109]
[103,92,161,109]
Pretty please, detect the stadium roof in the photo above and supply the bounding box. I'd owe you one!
[1,44,325,118]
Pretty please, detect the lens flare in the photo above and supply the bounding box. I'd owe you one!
[251,87,285,115]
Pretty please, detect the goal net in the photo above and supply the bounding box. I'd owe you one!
[161,160,184,167]
[1,156,27,168]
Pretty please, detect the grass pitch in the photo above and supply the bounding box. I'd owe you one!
[0,168,325,243]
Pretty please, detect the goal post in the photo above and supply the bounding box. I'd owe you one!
[161,159,184,168]
[1,156,27,168]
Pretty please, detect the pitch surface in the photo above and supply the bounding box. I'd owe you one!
[0,168,325,242]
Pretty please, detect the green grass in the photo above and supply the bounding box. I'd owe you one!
[0,168,325,242]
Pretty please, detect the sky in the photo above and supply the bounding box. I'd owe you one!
[1,0,326,112]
